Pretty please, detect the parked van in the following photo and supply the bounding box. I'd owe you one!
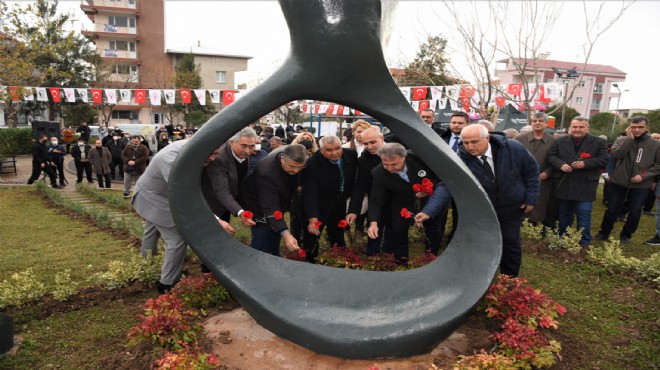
[115,124,158,150]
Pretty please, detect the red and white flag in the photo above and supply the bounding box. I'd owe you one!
[149,89,162,106]
[430,86,444,100]
[76,88,88,103]
[222,90,235,105]
[495,96,506,108]
[507,84,523,97]
[90,89,102,104]
[461,85,475,97]
[412,86,428,101]
[8,86,20,101]
[134,89,146,105]
[179,89,192,104]
[63,88,75,103]
[194,89,206,105]
[105,89,117,105]
[318,104,329,114]
[301,104,309,113]
[418,100,430,112]
[49,88,61,103]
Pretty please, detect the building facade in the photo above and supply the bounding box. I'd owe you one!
[495,58,626,118]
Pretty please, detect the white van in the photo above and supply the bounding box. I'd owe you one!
[115,124,158,150]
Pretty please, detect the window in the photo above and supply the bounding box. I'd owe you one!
[111,110,138,120]
[108,16,135,28]
[575,97,584,104]
[114,64,138,75]
[594,83,603,94]
[591,98,602,110]
[578,81,586,88]
[215,71,227,84]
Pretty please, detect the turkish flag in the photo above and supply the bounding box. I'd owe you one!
[495,96,506,108]
[179,89,191,104]
[461,96,471,112]
[418,100,430,112]
[412,87,428,101]
[301,104,309,113]
[134,89,146,105]
[539,85,552,103]
[507,84,523,97]
[91,88,103,104]
[8,86,20,101]
[49,88,61,103]
[222,90,235,105]
[461,85,475,97]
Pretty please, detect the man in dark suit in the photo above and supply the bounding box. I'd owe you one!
[242,144,308,256]
[134,139,235,293]
[547,117,609,247]
[206,127,258,227]
[70,138,94,184]
[416,124,540,277]
[366,143,442,263]
[346,127,385,255]
[27,134,59,188]
[301,135,358,262]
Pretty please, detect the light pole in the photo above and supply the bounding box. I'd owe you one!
[610,83,629,134]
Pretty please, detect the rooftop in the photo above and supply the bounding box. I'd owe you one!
[497,58,626,76]
[166,46,252,60]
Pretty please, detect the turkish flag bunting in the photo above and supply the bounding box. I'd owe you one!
[222,90,235,105]
[8,86,20,101]
[507,84,523,97]
[49,88,61,103]
[418,100,430,112]
[91,88,103,104]
[134,89,146,104]
[461,96,471,112]
[495,96,506,108]
[180,89,192,104]
[412,87,428,101]
[461,85,475,97]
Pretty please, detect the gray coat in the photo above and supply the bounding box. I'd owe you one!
[609,133,660,189]
[516,132,556,222]
[547,134,608,202]
[88,146,112,175]
[205,143,251,217]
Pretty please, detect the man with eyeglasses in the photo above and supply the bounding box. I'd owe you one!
[242,144,308,256]
[515,112,557,228]
[593,116,660,244]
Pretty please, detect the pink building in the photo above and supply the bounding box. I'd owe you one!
[495,58,626,118]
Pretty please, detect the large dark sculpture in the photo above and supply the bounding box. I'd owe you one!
[169,0,501,359]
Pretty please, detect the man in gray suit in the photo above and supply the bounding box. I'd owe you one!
[133,139,235,293]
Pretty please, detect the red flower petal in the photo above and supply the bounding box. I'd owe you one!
[273,210,283,220]
[313,221,323,228]
[242,210,253,220]
[338,220,348,228]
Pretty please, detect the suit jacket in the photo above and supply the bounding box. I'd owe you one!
[88,146,112,174]
[31,142,50,165]
[243,152,301,233]
[70,144,92,163]
[516,131,556,222]
[368,154,437,226]
[347,150,381,216]
[547,134,608,201]
[206,143,252,217]
[132,140,188,228]
[121,143,150,174]
[300,148,358,222]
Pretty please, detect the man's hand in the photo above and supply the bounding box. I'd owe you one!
[414,192,428,199]
[240,216,256,227]
[345,213,357,225]
[631,175,643,184]
[128,160,135,166]
[218,219,235,236]
[539,172,549,181]
[283,232,300,252]
[571,161,585,169]
[414,212,430,228]
[560,163,572,173]
[367,222,379,239]
[40,163,45,168]
[308,218,320,235]
[625,126,634,140]
[521,204,535,213]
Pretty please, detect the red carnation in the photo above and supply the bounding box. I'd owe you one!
[242,210,253,220]
[400,208,412,219]
[338,220,348,228]
[579,152,591,159]
[421,178,432,186]
[641,170,647,174]
[412,183,422,192]
[298,249,307,258]
[421,183,434,195]
[273,210,283,220]
[313,221,323,228]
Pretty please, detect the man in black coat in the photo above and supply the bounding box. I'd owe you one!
[105,134,126,180]
[70,138,94,183]
[27,134,59,188]
[366,143,442,263]
[76,121,91,142]
[346,127,385,255]
[300,135,358,262]
[242,144,308,256]
[547,117,608,247]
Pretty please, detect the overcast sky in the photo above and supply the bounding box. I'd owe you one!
[36,1,660,111]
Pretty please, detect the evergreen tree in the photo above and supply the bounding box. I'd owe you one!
[401,35,455,86]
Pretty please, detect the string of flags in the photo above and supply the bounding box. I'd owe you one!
[1,86,242,106]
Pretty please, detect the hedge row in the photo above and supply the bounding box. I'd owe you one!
[0,128,33,155]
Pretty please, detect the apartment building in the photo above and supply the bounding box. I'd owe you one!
[495,58,626,118]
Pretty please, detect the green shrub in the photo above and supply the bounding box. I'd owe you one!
[0,269,47,308]
[52,269,79,301]
[0,127,33,155]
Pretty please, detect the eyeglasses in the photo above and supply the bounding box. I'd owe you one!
[531,119,546,123]
[629,126,646,130]
[281,159,306,171]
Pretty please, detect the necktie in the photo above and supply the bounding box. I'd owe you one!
[451,137,460,152]
[481,155,495,181]
[336,159,344,193]
[399,171,409,183]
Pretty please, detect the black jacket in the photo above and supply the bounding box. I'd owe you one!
[70,143,92,163]
[105,139,126,158]
[300,148,358,222]
[347,150,381,215]
[31,141,50,165]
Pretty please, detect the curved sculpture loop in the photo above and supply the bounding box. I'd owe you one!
[168,0,502,359]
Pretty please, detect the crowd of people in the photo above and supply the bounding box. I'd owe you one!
[29,112,660,294]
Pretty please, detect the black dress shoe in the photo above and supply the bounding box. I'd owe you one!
[157,281,174,294]
[592,233,609,241]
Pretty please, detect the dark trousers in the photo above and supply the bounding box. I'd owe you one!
[52,157,66,183]
[377,217,442,263]
[599,183,648,238]
[250,227,282,256]
[96,173,111,188]
[29,162,56,185]
[497,208,525,277]
[110,157,123,179]
[302,205,347,262]
[643,188,655,212]
[75,161,93,183]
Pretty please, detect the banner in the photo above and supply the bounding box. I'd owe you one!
[105,89,117,105]
[149,89,162,106]
[194,89,206,105]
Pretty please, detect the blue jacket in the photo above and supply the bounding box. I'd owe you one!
[422,133,540,217]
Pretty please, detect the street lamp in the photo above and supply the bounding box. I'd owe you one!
[552,67,579,130]
[610,83,629,134]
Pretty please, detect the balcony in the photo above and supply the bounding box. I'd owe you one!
[82,24,139,40]
[102,49,139,63]
[81,0,139,15]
